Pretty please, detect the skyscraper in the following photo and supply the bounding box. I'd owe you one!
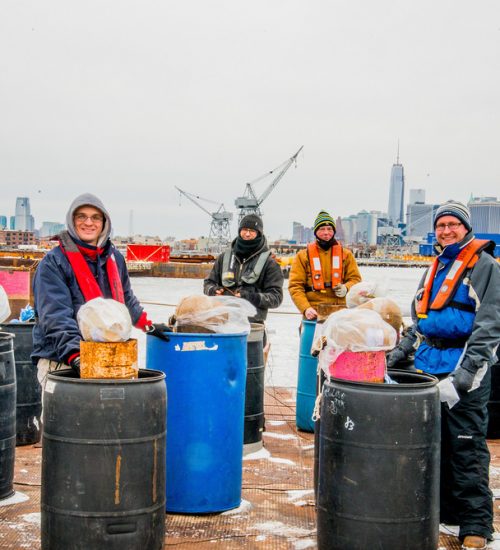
[469,197,500,233]
[409,189,425,204]
[387,148,405,227]
[14,197,35,231]
[406,203,438,238]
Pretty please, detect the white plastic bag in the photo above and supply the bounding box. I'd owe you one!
[0,284,11,323]
[317,308,397,377]
[174,295,256,334]
[358,297,403,333]
[77,297,132,342]
[346,280,388,308]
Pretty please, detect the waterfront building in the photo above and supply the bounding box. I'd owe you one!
[356,210,378,245]
[387,153,405,227]
[335,217,345,242]
[406,190,438,239]
[468,196,500,233]
[409,189,425,205]
[39,222,65,238]
[0,230,36,247]
[292,221,314,244]
[340,215,357,245]
[14,197,35,231]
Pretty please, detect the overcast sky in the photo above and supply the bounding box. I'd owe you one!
[1,1,499,240]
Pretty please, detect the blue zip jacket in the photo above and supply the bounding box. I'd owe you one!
[32,241,143,364]
[413,236,499,375]
[415,242,476,374]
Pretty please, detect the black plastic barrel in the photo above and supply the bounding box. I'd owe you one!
[317,370,440,550]
[0,332,16,500]
[41,369,166,550]
[0,323,41,445]
[487,352,500,439]
[244,324,265,453]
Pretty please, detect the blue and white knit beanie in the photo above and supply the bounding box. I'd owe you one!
[313,211,336,234]
[434,200,472,231]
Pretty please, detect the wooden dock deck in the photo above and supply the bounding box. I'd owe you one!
[1,386,499,549]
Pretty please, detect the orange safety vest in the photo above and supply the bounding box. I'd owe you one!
[307,242,343,291]
[415,238,489,318]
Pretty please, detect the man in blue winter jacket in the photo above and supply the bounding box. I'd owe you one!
[32,193,169,383]
[387,200,500,550]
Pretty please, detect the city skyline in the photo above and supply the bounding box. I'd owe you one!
[3,189,499,243]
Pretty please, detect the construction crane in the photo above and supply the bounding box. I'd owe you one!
[175,186,233,252]
[234,146,303,224]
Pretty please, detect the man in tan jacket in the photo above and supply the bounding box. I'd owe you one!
[289,210,362,319]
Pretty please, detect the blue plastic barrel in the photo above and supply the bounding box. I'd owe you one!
[296,319,318,432]
[146,331,247,513]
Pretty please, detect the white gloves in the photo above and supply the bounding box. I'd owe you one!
[333,284,347,298]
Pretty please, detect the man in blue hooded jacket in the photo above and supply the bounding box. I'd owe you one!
[32,193,169,383]
[387,200,500,550]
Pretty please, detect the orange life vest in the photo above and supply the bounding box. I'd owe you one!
[307,242,343,291]
[415,238,489,318]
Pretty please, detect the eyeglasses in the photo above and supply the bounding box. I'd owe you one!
[74,213,104,223]
[435,222,462,232]
[240,228,257,235]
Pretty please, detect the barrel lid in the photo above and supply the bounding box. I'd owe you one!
[48,368,166,384]
[327,369,438,389]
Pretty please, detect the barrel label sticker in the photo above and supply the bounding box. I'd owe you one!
[100,388,125,400]
[174,341,219,352]
[44,380,56,394]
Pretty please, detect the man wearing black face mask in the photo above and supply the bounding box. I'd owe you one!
[288,210,361,319]
[203,214,284,323]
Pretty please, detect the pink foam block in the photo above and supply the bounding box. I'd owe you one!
[329,351,386,383]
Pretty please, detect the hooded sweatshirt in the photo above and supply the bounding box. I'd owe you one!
[32,194,144,364]
[65,193,112,248]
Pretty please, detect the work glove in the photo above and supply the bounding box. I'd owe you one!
[239,287,260,307]
[333,284,347,298]
[144,323,172,342]
[450,358,477,394]
[70,356,81,376]
[386,347,408,369]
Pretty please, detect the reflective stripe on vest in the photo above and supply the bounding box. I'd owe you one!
[306,242,343,291]
[221,249,271,287]
[415,238,489,318]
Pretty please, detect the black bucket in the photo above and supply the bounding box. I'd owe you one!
[317,370,440,550]
[487,353,500,439]
[244,324,265,453]
[41,369,166,550]
[0,332,16,500]
[0,323,41,445]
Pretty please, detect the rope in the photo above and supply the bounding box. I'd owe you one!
[140,300,301,315]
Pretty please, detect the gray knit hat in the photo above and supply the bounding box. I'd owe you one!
[434,200,472,231]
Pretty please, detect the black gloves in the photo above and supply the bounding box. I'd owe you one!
[144,323,172,342]
[386,347,408,369]
[239,287,260,307]
[70,356,81,376]
[451,358,477,394]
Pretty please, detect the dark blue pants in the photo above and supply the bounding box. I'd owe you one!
[440,368,493,541]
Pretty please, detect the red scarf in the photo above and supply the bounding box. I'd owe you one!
[58,231,125,303]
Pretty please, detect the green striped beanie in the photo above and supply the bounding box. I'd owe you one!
[313,210,336,234]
